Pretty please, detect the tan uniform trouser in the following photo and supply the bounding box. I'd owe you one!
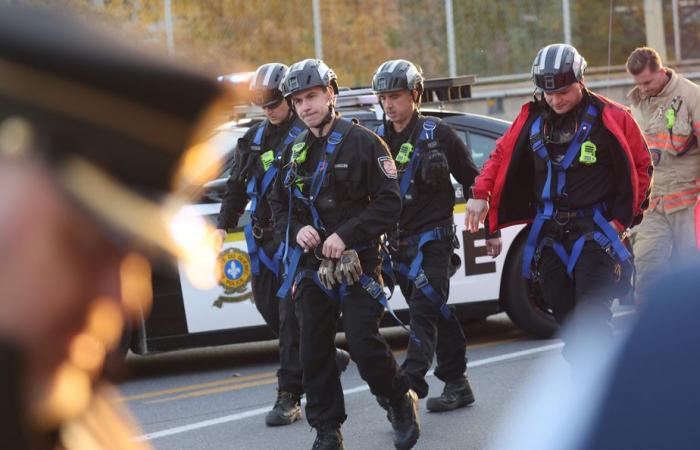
[632,202,698,303]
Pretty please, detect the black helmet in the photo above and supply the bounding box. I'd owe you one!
[532,44,587,93]
[249,63,287,108]
[281,59,339,98]
[372,59,424,96]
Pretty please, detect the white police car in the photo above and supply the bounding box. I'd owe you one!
[128,81,556,355]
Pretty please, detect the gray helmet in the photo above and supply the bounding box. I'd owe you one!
[249,63,287,107]
[532,44,587,93]
[372,59,424,96]
[280,59,339,99]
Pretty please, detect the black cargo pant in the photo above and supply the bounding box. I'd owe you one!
[295,261,410,427]
[536,219,618,362]
[251,238,303,396]
[395,239,467,398]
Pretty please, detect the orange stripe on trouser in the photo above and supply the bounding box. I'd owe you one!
[650,183,700,212]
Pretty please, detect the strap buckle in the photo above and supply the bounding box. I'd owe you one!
[423,120,437,131]
[327,132,342,146]
[414,271,429,289]
[554,212,572,226]
[363,279,383,299]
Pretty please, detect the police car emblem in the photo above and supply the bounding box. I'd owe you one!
[378,156,397,179]
[214,248,253,307]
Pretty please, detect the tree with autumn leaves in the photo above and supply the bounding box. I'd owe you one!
[16,0,698,87]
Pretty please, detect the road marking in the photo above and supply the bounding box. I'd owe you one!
[118,371,277,402]
[143,377,278,404]
[137,341,563,441]
[123,332,528,404]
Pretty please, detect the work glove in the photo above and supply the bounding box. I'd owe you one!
[334,249,362,286]
[317,258,337,290]
[420,149,449,186]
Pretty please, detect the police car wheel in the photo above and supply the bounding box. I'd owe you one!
[501,234,558,339]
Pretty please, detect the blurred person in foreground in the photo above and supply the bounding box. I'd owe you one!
[0,4,235,449]
[626,47,700,303]
[465,44,652,361]
[489,257,700,450]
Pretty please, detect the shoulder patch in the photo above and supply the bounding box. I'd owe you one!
[378,156,397,179]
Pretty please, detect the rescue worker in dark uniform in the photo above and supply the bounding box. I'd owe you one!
[0,4,238,449]
[466,44,652,360]
[215,63,350,426]
[270,59,420,450]
[371,59,489,411]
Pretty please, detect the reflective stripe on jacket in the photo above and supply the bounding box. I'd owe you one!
[629,70,700,212]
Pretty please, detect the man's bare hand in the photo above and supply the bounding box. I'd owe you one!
[322,233,346,259]
[466,198,489,233]
[296,225,321,251]
[486,238,502,258]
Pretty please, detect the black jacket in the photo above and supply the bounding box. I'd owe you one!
[217,114,302,231]
[270,115,401,269]
[383,111,479,235]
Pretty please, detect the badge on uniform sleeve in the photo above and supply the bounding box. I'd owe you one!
[378,156,398,179]
[579,140,597,165]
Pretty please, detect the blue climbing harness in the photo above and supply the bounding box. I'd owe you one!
[275,119,419,343]
[276,119,353,299]
[243,120,304,277]
[379,119,456,320]
[522,105,631,279]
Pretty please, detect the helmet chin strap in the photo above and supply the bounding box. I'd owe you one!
[312,105,335,136]
[542,92,585,145]
[412,89,422,112]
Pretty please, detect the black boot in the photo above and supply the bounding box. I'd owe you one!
[335,348,351,373]
[265,390,302,426]
[311,422,344,450]
[426,376,475,412]
[388,390,420,450]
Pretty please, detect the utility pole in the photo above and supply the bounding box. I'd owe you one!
[312,0,323,60]
[445,0,457,77]
[643,0,667,62]
[672,0,682,61]
[164,0,175,57]
[562,0,572,45]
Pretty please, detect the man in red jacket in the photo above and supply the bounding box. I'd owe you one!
[466,44,652,358]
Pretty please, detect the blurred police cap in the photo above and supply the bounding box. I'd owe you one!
[0,4,238,259]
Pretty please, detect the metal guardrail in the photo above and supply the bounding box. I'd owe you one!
[472,71,700,100]
[475,58,700,86]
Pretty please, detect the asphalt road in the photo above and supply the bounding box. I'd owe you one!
[117,312,632,450]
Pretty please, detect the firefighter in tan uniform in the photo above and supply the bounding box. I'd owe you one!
[626,47,700,302]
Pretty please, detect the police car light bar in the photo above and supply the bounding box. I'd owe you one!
[217,71,255,84]
[422,75,476,103]
[220,75,477,121]
[336,75,476,109]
